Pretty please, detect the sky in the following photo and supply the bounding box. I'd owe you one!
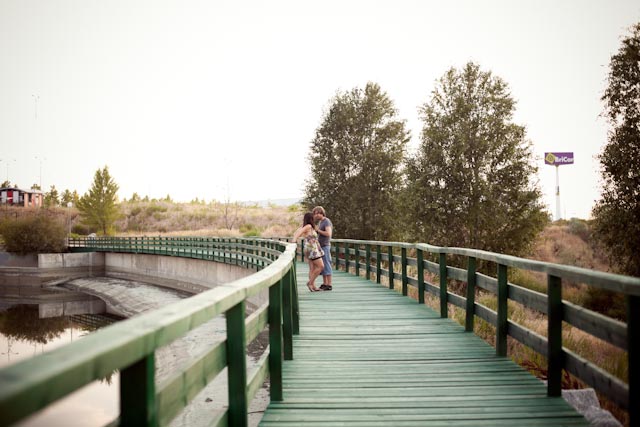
[1,0,639,219]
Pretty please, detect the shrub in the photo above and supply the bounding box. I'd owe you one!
[0,214,67,254]
[567,218,591,242]
[239,223,261,237]
[145,204,168,215]
[71,223,93,235]
[583,288,626,321]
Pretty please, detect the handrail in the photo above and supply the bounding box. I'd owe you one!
[330,238,639,425]
[0,237,299,427]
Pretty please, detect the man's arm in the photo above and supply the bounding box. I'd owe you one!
[317,225,332,238]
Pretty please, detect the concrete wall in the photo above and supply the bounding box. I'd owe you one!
[38,252,105,269]
[2,251,267,312]
[0,252,106,290]
[0,252,38,267]
[103,253,254,294]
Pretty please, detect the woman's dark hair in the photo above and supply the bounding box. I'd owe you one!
[303,212,315,227]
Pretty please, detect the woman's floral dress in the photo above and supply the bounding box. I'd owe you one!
[304,230,324,260]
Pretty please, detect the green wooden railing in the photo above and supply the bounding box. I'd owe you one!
[0,237,300,427]
[327,238,640,425]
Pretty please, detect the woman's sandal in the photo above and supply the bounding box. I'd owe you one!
[306,282,318,292]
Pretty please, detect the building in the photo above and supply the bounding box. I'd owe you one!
[0,187,44,207]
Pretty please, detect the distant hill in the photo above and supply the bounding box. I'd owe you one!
[245,198,300,207]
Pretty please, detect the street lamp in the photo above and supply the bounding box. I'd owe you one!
[31,94,40,119]
[66,201,73,241]
[0,158,16,184]
[34,156,46,189]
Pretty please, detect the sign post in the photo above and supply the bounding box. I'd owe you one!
[544,152,574,220]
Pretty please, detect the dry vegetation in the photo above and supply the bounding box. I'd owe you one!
[67,200,302,238]
[0,205,629,423]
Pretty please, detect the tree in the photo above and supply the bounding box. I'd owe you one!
[592,23,640,276]
[404,62,548,256]
[1,180,11,188]
[60,189,73,205]
[76,166,120,235]
[44,185,59,207]
[30,183,41,191]
[303,82,410,240]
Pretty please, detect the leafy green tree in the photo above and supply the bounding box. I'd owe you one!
[76,166,120,235]
[592,23,640,276]
[130,192,141,202]
[60,189,73,205]
[404,62,548,256]
[303,82,410,240]
[30,183,41,191]
[44,185,59,207]
[1,180,11,188]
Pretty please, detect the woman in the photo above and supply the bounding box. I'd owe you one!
[292,212,325,292]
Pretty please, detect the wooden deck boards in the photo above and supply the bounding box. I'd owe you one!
[259,263,588,426]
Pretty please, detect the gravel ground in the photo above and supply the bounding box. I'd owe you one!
[63,277,270,427]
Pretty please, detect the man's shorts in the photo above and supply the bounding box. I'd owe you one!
[321,246,332,276]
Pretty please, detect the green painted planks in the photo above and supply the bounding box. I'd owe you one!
[258,264,587,427]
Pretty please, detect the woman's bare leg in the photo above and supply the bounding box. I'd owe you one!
[308,258,324,290]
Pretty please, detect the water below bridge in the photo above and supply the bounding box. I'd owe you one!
[0,276,270,427]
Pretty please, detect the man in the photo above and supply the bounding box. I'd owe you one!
[312,206,333,290]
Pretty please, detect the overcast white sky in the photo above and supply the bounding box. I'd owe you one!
[1,0,638,218]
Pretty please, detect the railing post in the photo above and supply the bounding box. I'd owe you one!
[439,253,447,318]
[387,246,394,290]
[282,268,293,360]
[465,256,476,332]
[417,248,424,304]
[120,354,157,427]
[401,247,408,296]
[355,244,360,277]
[365,244,371,280]
[344,243,350,273]
[547,274,562,397]
[333,244,338,270]
[291,262,300,335]
[629,295,639,426]
[376,244,382,284]
[496,263,508,357]
[226,301,248,427]
[223,238,227,264]
[269,277,283,401]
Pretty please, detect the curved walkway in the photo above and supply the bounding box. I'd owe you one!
[259,263,588,426]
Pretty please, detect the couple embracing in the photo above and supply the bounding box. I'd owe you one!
[292,206,333,292]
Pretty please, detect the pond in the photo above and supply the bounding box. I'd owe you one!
[0,304,122,427]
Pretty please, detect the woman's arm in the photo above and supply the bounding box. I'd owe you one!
[292,224,311,241]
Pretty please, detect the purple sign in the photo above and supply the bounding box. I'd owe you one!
[544,152,574,166]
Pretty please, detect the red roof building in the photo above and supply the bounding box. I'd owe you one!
[0,187,44,207]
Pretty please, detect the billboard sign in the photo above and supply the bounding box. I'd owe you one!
[544,152,574,166]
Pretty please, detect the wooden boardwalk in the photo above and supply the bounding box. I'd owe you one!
[259,263,588,426]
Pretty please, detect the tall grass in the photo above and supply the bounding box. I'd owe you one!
[116,200,302,238]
